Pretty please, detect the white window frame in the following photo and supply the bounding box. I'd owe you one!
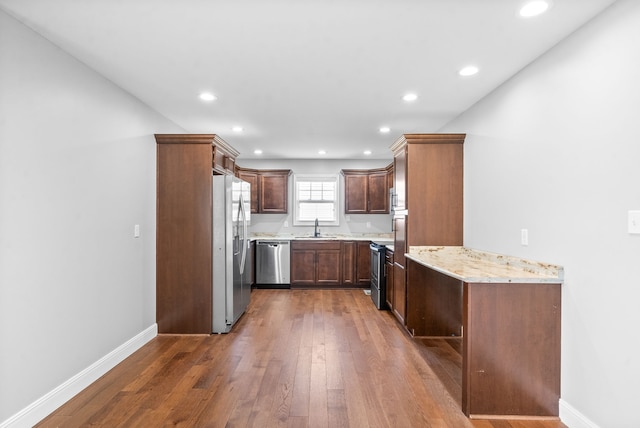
[293,174,340,226]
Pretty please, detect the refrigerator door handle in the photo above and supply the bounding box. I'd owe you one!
[239,195,248,274]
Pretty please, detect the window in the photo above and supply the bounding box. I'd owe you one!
[293,174,339,226]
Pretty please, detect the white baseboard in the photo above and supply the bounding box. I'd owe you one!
[0,324,158,428]
[560,399,601,428]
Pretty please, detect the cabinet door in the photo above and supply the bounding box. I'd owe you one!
[393,215,406,268]
[291,250,316,285]
[385,256,395,310]
[260,173,288,213]
[393,262,406,325]
[393,147,407,210]
[344,174,368,214]
[342,241,356,285]
[367,172,389,214]
[237,171,259,214]
[356,241,371,285]
[316,249,341,285]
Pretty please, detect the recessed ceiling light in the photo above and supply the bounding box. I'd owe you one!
[232,126,243,132]
[459,66,479,76]
[318,150,327,155]
[199,92,217,101]
[519,1,550,17]
[364,150,372,156]
[254,149,263,155]
[402,93,418,102]
[379,127,391,133]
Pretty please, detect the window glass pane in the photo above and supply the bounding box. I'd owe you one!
[293,175,339,225]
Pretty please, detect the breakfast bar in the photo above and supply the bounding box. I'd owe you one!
[405,246,564,419]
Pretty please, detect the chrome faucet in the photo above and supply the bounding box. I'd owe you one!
[314,218,320,237]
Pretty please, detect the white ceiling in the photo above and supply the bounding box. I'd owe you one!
[0,0,616,160]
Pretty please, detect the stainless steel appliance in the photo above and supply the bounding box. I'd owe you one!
[212,175,251,333]
[370,242,387,309]
[256,240,291,288]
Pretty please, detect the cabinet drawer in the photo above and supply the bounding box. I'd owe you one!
[291,240,341,251]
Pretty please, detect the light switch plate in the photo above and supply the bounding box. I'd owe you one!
[521,228,529,246]
[134,224,140,238]
[628,211,640,234]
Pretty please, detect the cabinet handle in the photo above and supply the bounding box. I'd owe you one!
[391,218,395,232]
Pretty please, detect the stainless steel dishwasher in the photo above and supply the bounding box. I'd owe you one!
[256,240,291,288]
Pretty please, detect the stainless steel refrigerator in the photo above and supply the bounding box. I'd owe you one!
[212,175,251,333]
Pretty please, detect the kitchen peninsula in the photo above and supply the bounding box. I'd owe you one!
[405,246,563,419]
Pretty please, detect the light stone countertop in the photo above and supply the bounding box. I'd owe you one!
[405,246,564,284]
[250,233,393,244]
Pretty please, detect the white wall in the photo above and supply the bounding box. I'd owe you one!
[239,158,394,236]
[440,1,640,426]
[0,10,183,424]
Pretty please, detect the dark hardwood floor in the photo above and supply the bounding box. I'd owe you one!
[37,289,568,427]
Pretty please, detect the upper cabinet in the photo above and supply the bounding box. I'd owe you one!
[236,167,291,214]
[342,164,392,214]
[391,133,465,245]
[211,136,240,175]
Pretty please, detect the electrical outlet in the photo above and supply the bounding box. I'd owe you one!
[284,220,289,228]
[134,224,140,238]
[521,229,528,246]
[366,222,371,228]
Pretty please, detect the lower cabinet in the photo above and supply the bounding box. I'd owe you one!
[291,241,341,287]
[291,240,371,287]
[385,249,395,310]
[393,263,406,324]
[355,241,371,286]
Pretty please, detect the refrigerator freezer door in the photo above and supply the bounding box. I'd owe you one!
[213,175,251,333]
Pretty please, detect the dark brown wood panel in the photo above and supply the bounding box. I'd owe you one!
[156,140,213,334]
[462,281,562,417]
[393,262,406,325]
[290,249,316,285]
[341,241,356,285]
[236,169,258,213]
[367,171,388,213]
[356,241,371,285]
[406,259,463,337]
[291,240,341,251]
[385,249,395,310]
[316,249,341,285]
[260,172,288,213]
[393,146,406,210]
[407,142,463,246]
[343,173,368,213]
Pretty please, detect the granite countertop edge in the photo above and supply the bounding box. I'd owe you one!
[405,246,564,284]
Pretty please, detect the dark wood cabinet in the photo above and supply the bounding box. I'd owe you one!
[291,240,370,287]
[236,169,259,214]
[291,241,342,287]
[405,256,561,418]
[385,249,394,310]
[290,248,317,285]
[236,167,291,214]
[342,241,356,285]
[260,172,289,213]
[393,263,406,324]
[155,134,239,334]
[342,166,391,214]
[212,141,238,175]
[355,241,371,285]
[389,134,465,327]
[392,214,407,324]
